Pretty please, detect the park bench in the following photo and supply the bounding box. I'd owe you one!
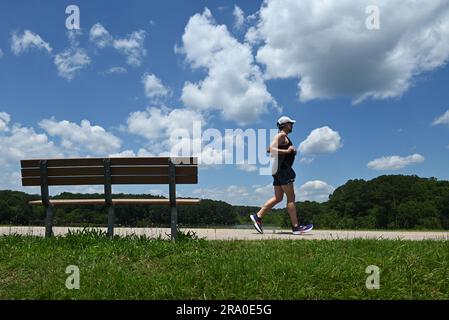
[20,157,200,240]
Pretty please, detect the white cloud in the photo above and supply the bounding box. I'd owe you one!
[298,180,335,203]
[126,107,255,166]
[113,30,147,66]
[38,118,121,156]
[0,171,23,191]
[0,112,11,132]
[179,8,278,125]
[299,126,342,155]
[53,31,90,81]
[299,156,314,164]
[233,5,245,30]
[127,106,204,141]
[237,161,258,172]
[0,124,61,168]
[249,0,449,103]
[0,114,126,191]
[1,125,61,163]
[105,66,127,74]
[66,30,82,47]
[142,73,170,101]
[54,47,91,80]
[89,23,113,48]
[0,48,3,58]
[89,23,147,67]
[194,179,335,205]
[109,148,155,158]
[192,185,258,205]
[167,130,242,167]
[432,110,449,126]
[0,115,62,190]
[109,149,137,158]
[367,153,425,170]
[11,30,52,55]
[0,113,123,170]
[11,30,90,80]
[254,183,273,196]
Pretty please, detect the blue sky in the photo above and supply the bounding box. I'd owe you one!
[1,0,449,206]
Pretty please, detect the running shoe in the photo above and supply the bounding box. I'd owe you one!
[300,224,314,234]
[292,224,314,235]
[250,214,263,234]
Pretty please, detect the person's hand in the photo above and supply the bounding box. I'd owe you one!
[287,146,296,154]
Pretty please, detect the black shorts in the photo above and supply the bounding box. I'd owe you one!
[272,167,296,186]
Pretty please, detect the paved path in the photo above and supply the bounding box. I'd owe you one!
[0,226,448,241]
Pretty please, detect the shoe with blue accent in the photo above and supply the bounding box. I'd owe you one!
[292,224,314,235]
[250,214,263,234]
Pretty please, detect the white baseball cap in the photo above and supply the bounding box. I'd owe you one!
[277,116,296,126]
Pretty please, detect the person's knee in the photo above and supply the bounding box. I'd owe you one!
[286,196,295,204]
[274,198,283,205]
[274,195,283,203]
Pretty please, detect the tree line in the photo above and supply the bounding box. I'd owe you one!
[0,175,448,230]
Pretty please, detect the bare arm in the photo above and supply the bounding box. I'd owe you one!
[267,133,295,155]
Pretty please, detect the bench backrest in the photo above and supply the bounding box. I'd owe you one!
[20,157,198,186]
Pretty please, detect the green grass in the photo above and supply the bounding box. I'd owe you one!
[0,230,448,300]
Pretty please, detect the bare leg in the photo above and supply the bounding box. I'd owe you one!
[256,186,284,218]
[281,183,299,227]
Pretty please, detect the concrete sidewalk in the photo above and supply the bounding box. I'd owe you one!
[0,226,448,241]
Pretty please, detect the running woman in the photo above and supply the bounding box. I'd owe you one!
[250,116,313,235]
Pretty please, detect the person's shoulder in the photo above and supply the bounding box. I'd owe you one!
[276,132,288,142]
[277,131,287,138]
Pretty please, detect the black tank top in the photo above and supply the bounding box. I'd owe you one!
[278,135,295,169]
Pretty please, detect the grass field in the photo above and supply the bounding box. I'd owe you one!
[0,230,448,300]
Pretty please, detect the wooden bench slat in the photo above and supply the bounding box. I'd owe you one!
[21,166,197,178]
[112,166,197,176]
[22,167,104,177]
[21,157,198,168]
[111,157,197,166]
[21,158,104,168]
[28,199,201,206]
[22,175,198,186]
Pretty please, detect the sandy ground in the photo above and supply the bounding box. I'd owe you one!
[0,226,448,241]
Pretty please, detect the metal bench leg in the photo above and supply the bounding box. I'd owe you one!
[170,205,178,242]
[169,159,177,242]
[40,160,53,238]
[107,205,115,238]
[45,204,54,238]
[103,158,114,238]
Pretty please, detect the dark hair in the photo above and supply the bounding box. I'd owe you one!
[277,122,291,130]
